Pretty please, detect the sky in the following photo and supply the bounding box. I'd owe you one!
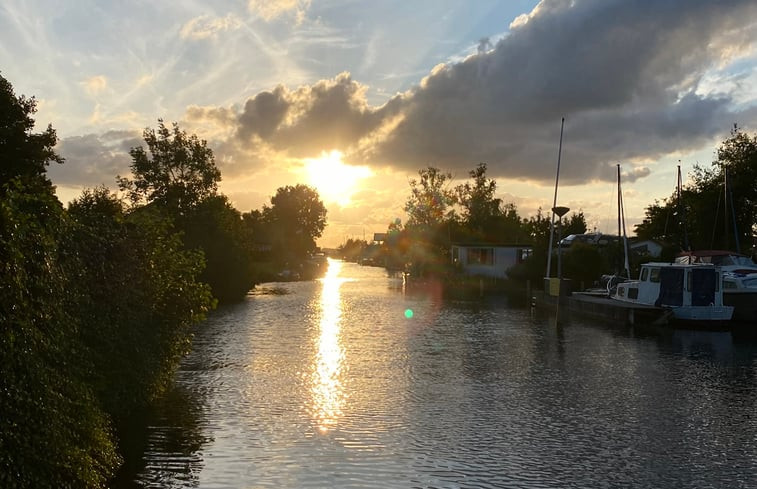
[2,0,757,247]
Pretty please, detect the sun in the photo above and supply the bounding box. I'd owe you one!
[303,151,372,206]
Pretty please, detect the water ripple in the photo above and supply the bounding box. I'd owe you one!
[123,262,757,489]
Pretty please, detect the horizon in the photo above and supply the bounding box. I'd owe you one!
[3,0,757,247]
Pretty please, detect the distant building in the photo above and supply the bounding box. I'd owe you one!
[451,243,533,279]
[629,239,662,258]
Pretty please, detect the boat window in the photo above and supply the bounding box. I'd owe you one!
[743,278,757,288]
[723,280,737,290]
[640,268,649,281]
[628,288,638,300]
[649,268,660,283]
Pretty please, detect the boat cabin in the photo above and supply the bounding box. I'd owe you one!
[615,263,722,306]
[614,262,733,321]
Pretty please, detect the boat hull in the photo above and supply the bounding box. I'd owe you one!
[670,305,734,322]
[724,291,757,322]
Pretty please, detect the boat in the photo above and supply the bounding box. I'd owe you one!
[675,250,757,322]
[612,262,734,323]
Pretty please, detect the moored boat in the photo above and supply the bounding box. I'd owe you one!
[675,250,757,322]
[612,262,733,323]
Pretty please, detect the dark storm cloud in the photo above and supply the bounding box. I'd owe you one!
[51,130,141,187]
[234,73,400,157]
[366,0,757,183]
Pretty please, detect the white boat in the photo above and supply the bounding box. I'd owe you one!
[676,250,757,322]
[612,262,734,322]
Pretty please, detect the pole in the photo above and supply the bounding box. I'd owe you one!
[545,117,565,279]
[617,164,622,275]
[557,218,563,280]
[726,167,741,253]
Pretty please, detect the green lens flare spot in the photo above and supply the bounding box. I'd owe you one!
[404,309,414,319]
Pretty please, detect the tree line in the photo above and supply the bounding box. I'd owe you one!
[0,73,326,487]
[347,127,757,289]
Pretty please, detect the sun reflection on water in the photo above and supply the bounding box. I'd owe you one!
[311,258,347,432]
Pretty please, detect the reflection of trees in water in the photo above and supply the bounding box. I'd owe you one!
[112,382,210,488]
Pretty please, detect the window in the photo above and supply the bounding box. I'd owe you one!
[467,248,494,266]
[640,268,649,281]
[519,248,532,263]
[649,268,660,283]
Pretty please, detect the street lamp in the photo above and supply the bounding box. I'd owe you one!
[552,206,570,281]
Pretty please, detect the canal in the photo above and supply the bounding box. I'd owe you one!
[118,259,757,488]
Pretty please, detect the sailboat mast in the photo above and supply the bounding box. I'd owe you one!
[617,164,631,278]
[677,165,690,251]
[545,117,565,279]
[725,166,741,253]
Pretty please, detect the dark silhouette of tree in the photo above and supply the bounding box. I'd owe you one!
[0,72,62,188]
[636,127,757,253]
[244,184,327,276]
[404,166,457,228]
[180,195,256,302]
[118,120,221,215]
[456,163,501,232]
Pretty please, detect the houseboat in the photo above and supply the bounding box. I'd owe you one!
[676,250,757,322]
[613,262,733,323]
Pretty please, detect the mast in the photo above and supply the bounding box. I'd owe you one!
[617,164,631,278]
[725,166,741,253]
[677,165,690,251]
[545,117,565,278]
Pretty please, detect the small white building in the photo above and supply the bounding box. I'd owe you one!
[629,239,663,258]
[451,243,533,279]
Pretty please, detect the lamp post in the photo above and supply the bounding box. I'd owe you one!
[552,206,570,281]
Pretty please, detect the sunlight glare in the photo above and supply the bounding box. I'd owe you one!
[311,258,347,432]
[304,150,372,206]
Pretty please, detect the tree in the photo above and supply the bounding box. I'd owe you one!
[118,120,221,215]
[1,181,120,489]
[67,187,214,419]
[246,184,327,270]
[402,167,458,278]
[563,211,587,236]
[0,72,62,187]
[404,166,457,228]
[456,163,501,232]
[711,126,757,251]
[636,127,757,253]
[180,195,256,303]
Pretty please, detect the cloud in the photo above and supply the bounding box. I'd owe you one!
[364,0,757,184]
[50,130,142,187]
[82,75,107,95]
[51,0,757,204]
[180,14,242,40]
[171,0,757,190]
[248,0,311,23]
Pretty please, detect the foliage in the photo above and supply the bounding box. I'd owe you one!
[636,127,757,253]
[179,195,256,303]
[561,242,609,287]
[0,180,120,489]
[339,238,368,262]
[1,74,218,488]
[456,163,501,230]
[67,187,215,420]
[0,74,63,188]
[245,184,327,270]
[404,166,457,228]
[118,120,221,215]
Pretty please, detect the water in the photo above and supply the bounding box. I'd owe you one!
[118,259,757,488]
